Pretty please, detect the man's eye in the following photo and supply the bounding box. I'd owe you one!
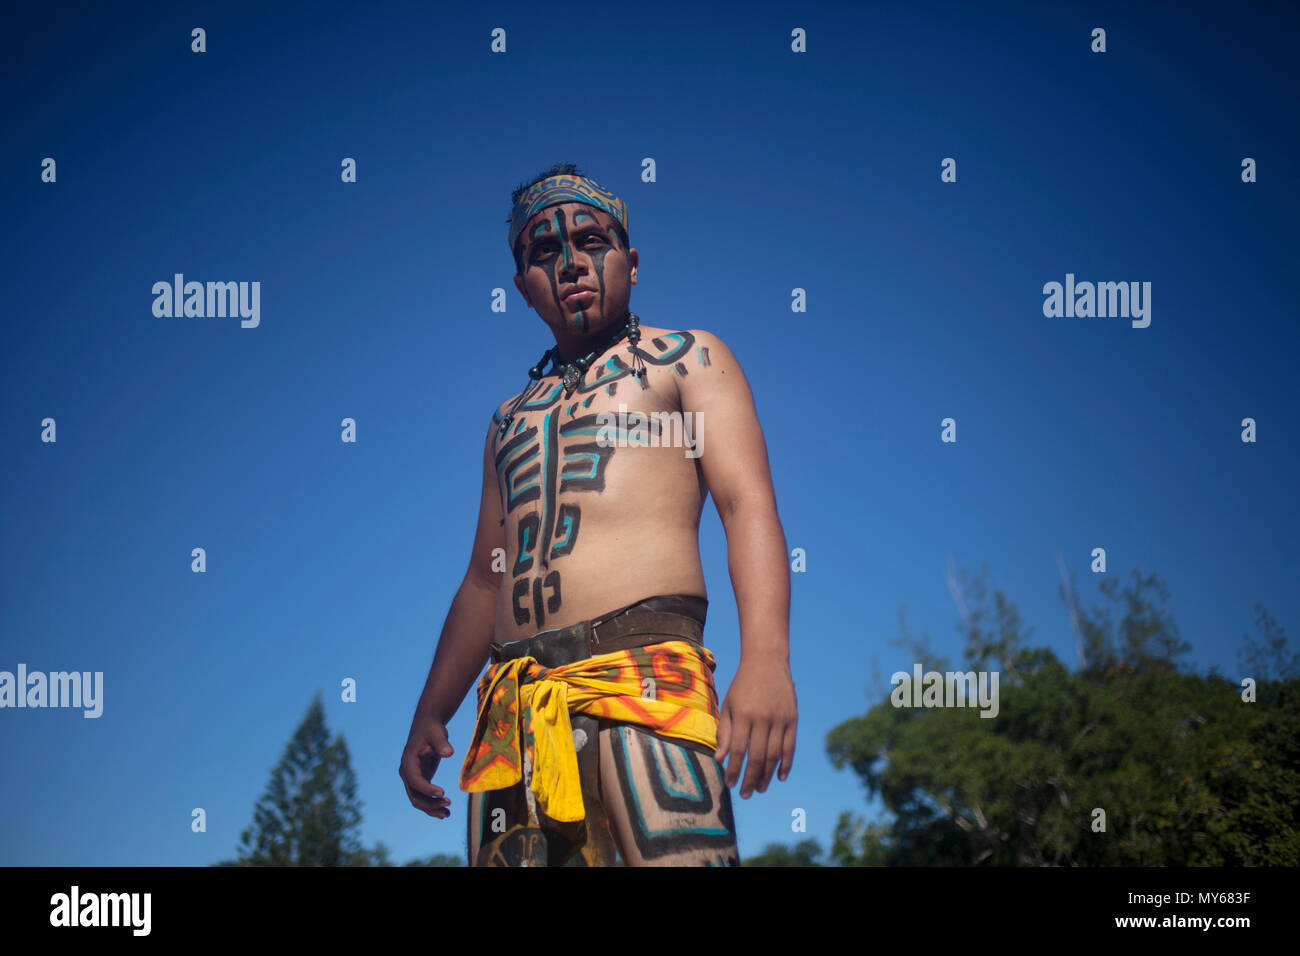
[532,236,603,260]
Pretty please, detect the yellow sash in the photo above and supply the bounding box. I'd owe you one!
[459,640,719,822]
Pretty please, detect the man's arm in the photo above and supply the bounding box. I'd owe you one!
[677,330,797,799]
[399,417,505,819]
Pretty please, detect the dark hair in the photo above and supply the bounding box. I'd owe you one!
[507,162,630,274]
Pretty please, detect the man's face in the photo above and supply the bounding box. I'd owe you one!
[513,201,637,336]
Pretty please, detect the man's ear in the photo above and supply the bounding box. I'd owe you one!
[513,273,532,307]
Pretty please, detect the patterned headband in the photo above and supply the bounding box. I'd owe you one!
[507,173,629,254]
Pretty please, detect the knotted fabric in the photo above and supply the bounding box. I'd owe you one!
[459,640,719,822]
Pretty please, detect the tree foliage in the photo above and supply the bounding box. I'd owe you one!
[742,838,825,867]
[213,694,467,866]
[218,693,371,865]
[825,567,1299,865]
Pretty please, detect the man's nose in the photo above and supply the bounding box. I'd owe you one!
[558,244,585,276]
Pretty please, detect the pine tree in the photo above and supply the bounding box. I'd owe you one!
[233,693,368,866]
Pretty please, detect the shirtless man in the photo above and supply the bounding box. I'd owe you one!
[398,164,797,866]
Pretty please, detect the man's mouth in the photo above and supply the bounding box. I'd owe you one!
[563,288,595,302]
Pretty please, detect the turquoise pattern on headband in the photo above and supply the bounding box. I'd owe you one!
[508,174,629,252]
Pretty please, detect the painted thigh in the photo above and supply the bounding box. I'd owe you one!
[467,714,618,867]
[597,721,740,866]
[465,775,548,867]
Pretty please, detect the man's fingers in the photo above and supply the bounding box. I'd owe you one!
[739,722,769,798]
[402,778,451,818]
[778,723,796,781]
[400,717,455,818]
[756,723,784,793]
[399,750,445,799]
[724,713,751,789]
[714,709,731,766]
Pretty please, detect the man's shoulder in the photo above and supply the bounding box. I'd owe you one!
[637,325,730,358]
[637,323,715,341]
[486,380,549,436]
[488,391,524,432]
[636,326,743,377]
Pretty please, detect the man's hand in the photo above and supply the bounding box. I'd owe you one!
[714,657,797,798]
[399,711,455,819]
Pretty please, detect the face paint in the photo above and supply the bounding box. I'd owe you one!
[529,208,614,332]
[520,202,629,336]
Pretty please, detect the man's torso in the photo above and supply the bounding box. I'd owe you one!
[488,324,713,641]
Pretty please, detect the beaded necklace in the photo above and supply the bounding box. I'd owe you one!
[497,311,647,436]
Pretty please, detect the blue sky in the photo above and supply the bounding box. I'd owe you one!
[2,0,1296,866]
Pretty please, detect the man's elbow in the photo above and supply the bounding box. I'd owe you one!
[463,566,502,600]
[718,492,780,527]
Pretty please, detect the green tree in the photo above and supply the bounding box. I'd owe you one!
[829,813,892,866]
[1075,569,1191,675]
[1238,604,1300,683]
[826,566,1300,865]
[402,853,466,867]
[217,693,377,866]
[741,838,825,867]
